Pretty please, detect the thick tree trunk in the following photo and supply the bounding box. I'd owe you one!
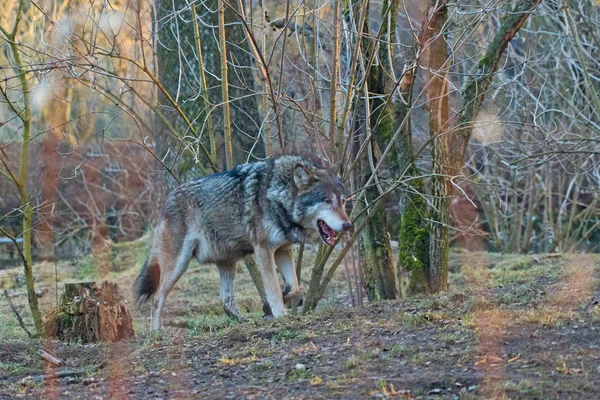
[356,187,397,301]
[395,80,431,294]
[425,0,450,292]
[156,0,263,176]
[421,0,539,292]
[396,175,430,294]
[354,0,398,301]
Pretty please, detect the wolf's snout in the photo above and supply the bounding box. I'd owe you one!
[342,222,352,231]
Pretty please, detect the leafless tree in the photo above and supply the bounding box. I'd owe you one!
[1,0,598,323]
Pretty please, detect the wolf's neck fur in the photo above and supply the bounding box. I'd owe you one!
[264,156,314,244]
[270,201,307,244]
[237,156,310,245]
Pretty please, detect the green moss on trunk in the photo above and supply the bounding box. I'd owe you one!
[357,192,397,301]
[397,179,430,294]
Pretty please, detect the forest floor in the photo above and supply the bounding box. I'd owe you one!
[1,239,599,399]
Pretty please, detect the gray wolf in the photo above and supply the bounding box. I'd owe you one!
[135,155,351,330]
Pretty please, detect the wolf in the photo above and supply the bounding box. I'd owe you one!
[134,155,351,330]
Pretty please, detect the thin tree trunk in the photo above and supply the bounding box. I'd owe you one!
[426,0,450,292]
[190,2,217,162]
[156,0,263,176]
[218,0,233,169]
[328,0,340,157]
[9,32,43,333]
[259,0,272,156]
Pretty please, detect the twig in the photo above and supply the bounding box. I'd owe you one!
[26,361,107,383]
[0,226,26,265]
[38,349,63,366]
[3,289,32,338]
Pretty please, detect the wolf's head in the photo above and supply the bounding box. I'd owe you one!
[293,163,352,246]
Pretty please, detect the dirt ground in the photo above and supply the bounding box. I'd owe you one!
[1,248,599,399]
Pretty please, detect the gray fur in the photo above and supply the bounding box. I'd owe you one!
[135,155,351,329]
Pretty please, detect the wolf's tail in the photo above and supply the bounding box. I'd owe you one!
[134,257,161,304]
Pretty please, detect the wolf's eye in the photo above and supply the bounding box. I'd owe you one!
[324,198,332,205]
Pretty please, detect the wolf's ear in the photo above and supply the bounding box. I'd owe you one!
[294,164,314,189]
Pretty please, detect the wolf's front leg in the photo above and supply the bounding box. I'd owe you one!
[275,246,300,303]
[254,247,287,317]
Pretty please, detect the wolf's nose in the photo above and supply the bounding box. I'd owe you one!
[342,222,352,231]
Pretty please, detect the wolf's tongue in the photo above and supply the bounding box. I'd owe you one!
[322,224,336,245]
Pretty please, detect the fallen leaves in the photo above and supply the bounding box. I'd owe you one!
[219,355,259,367]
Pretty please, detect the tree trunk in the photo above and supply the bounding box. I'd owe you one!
[44,282,134,343]
[394,66,431,294]
[156,0,263,176]
[12,36,43,334]
[355,0,398,301]
[396,176,430,294]
[218,0,234,169]
[419,0,539,291]
[425,0,450,292]
[356,186,397,301]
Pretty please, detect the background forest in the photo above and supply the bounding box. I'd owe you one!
[1,0,600,398]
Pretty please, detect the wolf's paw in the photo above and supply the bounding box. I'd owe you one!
[282,285,292,297]
[282,285,301,303]
[234,314,249,322]
[224,307,248,322]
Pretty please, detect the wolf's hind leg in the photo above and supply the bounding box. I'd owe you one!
[151,239,195,330]
[217,263,247,321]
[275,246,300,303]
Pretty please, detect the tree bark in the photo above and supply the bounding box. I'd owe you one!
[395,67,431,295]
[356,187,397,301]
[218,0,234,169]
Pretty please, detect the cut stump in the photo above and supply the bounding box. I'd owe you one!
[44,281,134,343]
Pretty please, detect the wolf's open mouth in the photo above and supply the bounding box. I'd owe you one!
[317,220,337,246]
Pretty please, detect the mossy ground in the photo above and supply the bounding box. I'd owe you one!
[1,242,599,399]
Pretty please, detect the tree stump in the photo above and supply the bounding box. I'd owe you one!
[44,281,134,343]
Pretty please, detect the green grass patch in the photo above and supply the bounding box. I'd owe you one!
[188,315,238,336]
